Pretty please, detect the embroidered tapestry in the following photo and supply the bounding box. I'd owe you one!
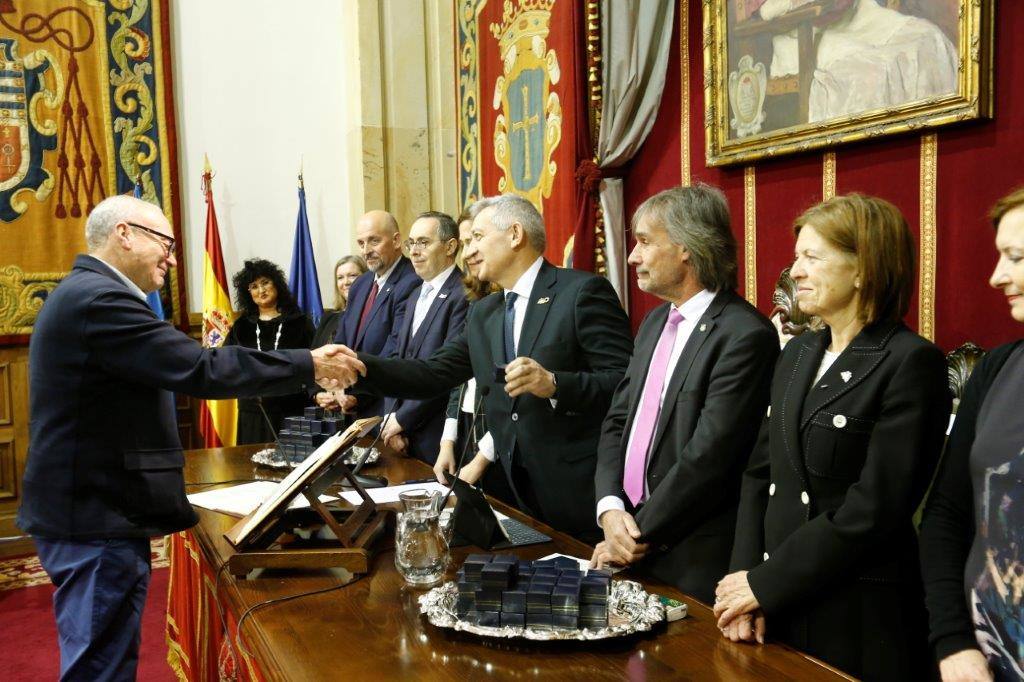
[0,0,184,338]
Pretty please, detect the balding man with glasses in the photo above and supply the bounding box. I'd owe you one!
[18,195,365,681]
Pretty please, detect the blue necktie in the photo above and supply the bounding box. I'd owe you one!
[503,292,518,364]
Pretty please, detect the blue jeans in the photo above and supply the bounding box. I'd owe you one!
[34,537,151,682]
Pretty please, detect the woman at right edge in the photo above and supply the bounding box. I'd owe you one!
[715,194,951,680]
[920,187,1024,682]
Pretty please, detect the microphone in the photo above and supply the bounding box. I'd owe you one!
[256,398,279,441]
[441,384,489,508]
[342,409,391,489]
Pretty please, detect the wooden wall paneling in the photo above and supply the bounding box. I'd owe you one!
[0,347,33,558]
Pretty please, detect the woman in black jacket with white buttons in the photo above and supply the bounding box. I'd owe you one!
[714,194,951,681]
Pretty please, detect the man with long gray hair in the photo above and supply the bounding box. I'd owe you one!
[351,193,633,540]
[591,183,779,605]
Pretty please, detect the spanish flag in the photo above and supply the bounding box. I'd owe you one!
[197,156,237,447]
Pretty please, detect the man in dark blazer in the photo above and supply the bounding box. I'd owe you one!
[352,194,633,540]
[591,185,779,605]
[17,196,364,680]
[319,210,421,420]
[379,211,469,464]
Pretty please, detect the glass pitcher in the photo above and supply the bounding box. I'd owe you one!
[394,489,448,586]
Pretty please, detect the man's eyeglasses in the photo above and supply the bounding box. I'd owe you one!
[404,238,435,251]
[127,222,175,256]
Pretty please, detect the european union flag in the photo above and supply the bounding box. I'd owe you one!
[289,175,323,326]
[134,178,166,319]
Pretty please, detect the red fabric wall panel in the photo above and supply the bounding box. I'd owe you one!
[930,10,1024,351]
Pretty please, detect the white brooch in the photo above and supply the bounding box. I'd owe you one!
[841,371,852,383]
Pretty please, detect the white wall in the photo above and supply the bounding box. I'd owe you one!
[172,0,355,312]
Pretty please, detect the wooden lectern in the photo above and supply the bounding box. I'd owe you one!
[223,417,388,578]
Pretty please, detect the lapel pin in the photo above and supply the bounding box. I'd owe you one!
[841,371,852,383]
[699,323,707,332]
[537,297,550,305]
[438,293,448,299]
[833,414,847,428]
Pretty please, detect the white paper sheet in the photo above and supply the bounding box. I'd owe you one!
[338,481,449,505]
[187,481,335,517]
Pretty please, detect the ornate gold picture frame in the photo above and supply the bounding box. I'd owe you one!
[703,0,994,167]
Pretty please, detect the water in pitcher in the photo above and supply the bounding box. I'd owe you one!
[394,489,448,586]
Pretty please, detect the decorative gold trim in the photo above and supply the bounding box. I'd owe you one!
[919,133,937,341]
[822,152,836,200]
[680,0,690,186]
[585,0,602,144]
[744,165,757,306]
[703,0,995,167]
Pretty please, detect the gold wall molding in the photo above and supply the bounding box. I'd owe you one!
[744,165,757,306]
[919,133,937,341]
[679,0,690,186]
[822,152,836,200]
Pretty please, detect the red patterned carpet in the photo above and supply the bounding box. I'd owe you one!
[0,539,177,681]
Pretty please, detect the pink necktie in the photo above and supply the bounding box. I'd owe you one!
[623,308,683,507]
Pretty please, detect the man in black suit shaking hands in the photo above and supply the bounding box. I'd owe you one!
[591,184,779,605]
[353,194,633,540]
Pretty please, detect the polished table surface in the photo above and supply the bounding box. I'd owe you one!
[181,445,853,681]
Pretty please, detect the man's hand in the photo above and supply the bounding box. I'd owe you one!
[311,345,365,390]
[504,357,556,399]
[385,433,408,454]
[938,649,993,682]
[434,440,457,483]
[721,610,766,645]
[381,415,403,444]
[315,391,340,411]
[597,509,649,565]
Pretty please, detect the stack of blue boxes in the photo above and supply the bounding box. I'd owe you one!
[275,407,347,465]
[455,553,612,630]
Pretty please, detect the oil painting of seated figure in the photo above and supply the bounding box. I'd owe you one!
[730,0,959,131]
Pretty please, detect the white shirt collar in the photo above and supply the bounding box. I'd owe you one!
[674,288,717,321]
[423,263,456,293]
[374,257,401,287]
[90,254,147,301]
[508,256,545,300]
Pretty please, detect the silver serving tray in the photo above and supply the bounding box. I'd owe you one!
[419,579,665,641]
[250,445,381,470]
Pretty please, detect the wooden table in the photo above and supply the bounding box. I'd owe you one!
[171,445,853,681]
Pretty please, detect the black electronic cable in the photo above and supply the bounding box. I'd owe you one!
[440,385,489,510]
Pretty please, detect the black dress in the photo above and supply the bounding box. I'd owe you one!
[224,309,315,444]
[920,340,1024,680]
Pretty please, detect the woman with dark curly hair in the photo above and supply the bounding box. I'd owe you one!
[226,258,315,443]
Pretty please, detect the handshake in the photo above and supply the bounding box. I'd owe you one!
[310,344,365,391]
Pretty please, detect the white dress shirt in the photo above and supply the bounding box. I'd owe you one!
[410,264,455,337]
[374,257,401,289]
[91,255,147,301]
[596,289,717,525]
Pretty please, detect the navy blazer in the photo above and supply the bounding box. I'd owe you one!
[333,256,421,419]
[383,267,469,463]
[18,255,317,540]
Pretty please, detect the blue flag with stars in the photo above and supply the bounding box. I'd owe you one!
[289,176,323,326]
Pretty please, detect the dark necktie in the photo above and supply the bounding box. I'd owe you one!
[356,280,379,341]
[503,292,518,364]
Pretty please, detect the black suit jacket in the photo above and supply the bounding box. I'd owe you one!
[333,256,421,419]
[18,255,317,540]
[730,321,951,679]
[594,290,778,604]
[356,260,633,537]
[384,267,469,463]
